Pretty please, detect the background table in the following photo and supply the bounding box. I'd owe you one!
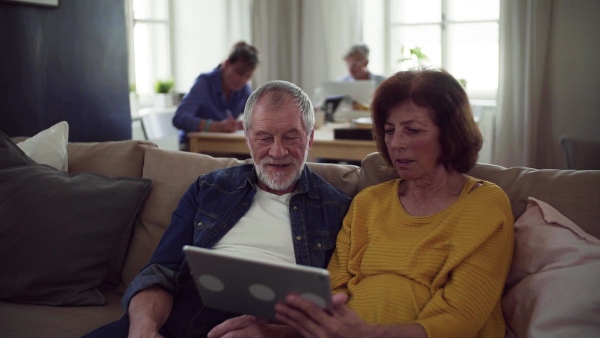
[188,123,378,162]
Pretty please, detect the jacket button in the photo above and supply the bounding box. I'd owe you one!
[197,222,202,227]
[317,243,322,248]
[295,236,302,241]
[292,206,298,211]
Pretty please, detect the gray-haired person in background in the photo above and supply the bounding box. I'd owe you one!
[337,43,386,86]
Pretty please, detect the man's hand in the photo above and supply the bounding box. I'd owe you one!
[127,286,173,338]
[207,315,300,338]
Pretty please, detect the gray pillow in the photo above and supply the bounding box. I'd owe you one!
[0,131,152,306]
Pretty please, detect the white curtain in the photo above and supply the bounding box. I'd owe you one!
[251,0,363,100]
[493,0,555,167]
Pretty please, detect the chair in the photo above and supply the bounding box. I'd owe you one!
[559,135,600,170]
[139,107,180,151]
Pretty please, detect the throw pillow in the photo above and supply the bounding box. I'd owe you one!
[16,120,69,171]
[502,197,600,338]
[0,131,152,306]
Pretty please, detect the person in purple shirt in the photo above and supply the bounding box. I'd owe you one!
[172,41,259,149]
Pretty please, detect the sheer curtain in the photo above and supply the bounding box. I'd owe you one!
[251,0,363,100]
[493,0,554,167]
[172,0,251,91]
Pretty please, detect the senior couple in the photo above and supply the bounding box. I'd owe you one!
[85,68,514,338]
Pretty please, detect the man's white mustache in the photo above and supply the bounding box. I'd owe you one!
[259,158,298,166]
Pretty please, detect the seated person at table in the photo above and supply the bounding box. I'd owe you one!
[83,80,351,338]
[210,67,514,338]
[172,41,259,150]
[337,43,385,86]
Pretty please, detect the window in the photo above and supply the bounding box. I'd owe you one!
[126,0,172,96]
[385,0,499,99]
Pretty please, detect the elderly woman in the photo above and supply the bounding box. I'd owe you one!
[273,68,514,338]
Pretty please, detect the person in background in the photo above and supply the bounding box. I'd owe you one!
[172,41,259,150]
[268,67,514,338]
[338,43,385,86]
[83,80,351,338]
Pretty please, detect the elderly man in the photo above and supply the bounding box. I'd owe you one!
[338,43,386,86]
[83,80,351,337]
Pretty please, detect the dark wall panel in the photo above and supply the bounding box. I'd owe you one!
[0,0,130,141]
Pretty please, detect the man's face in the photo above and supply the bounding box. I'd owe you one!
[245,96,314,195]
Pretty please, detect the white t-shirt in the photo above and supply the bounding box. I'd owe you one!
[211,188,295,265]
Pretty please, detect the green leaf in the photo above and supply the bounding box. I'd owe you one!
[154,79,174,93]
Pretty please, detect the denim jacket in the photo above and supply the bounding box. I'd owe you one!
[122,164,351,309]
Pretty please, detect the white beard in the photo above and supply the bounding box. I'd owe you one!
[253,147,309,192]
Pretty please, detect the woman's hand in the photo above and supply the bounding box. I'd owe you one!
[207,315,299,338]
[274,293,374,338]
[214,117,239,133]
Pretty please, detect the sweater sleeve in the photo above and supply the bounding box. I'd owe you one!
[328,191,376,295]
[172,76,210,132]
[327,201,353,294]
[415,189,514,338]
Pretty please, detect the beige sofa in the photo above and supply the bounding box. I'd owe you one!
[1,140,598,338]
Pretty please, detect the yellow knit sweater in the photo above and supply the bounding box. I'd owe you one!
[328,177,514,338]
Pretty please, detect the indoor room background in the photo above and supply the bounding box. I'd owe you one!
[1,0,599,169]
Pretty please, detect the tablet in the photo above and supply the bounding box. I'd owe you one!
[183,245,332,321]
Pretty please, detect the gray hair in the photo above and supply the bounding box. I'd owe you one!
[243,80,315,132]
[344,43,370,59]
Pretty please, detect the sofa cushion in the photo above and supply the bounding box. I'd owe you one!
[120,149,252,289]
[16,121,69,171]
[0,283,124,337]
[467,163,600,239]
[67,140,157,285]
[306,162,360,197]
[503,197,600,338]
[68,139,156,178]
[0,132,152,306]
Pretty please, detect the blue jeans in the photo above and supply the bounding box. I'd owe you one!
[82,284,237,338]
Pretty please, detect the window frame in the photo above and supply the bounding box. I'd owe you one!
[125,0,174,97]
[383,0,499,100]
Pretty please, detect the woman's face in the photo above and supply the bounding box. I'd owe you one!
[222,60,255,92]
[384,100,441,181]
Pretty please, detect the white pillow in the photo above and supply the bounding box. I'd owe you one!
[502,197,600,338]
[17,121,69,171]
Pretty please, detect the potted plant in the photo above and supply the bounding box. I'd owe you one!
[154,79,174,108]
[398,46,429,69]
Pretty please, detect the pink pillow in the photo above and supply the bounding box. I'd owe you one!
[502,197,600,338]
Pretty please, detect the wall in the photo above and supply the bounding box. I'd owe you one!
[0,0,130,142]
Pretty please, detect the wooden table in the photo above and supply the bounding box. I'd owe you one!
[188,123,378,161]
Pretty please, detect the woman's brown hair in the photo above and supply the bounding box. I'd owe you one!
[371,67,482,173]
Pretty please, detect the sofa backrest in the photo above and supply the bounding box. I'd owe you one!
[65,141,600,290]
[358,153,600,239]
